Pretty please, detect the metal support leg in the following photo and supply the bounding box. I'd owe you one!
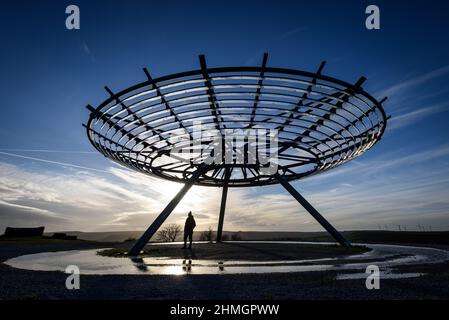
[275,174,351,248]
[128,164,210,256]
[216,168,230,242]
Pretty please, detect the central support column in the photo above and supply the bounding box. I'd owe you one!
[275,174,351,248]
[128,164,210,256]
[216,168,231,242]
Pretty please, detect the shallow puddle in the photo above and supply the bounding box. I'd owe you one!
[4,241,449,278]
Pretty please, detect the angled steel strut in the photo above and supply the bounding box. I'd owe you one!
[216,167,231,242]
[128,164,211,256]
[275,174,351,248]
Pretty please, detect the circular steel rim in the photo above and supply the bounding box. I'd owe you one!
[85,60,388,187]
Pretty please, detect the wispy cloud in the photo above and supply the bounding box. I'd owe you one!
[378,64,449,98]
[374,64,449,131]
[82,41,91,55]
[245,26,306,65]
[279,27,307,40]
[0,200,57,217]
[304,144,449,183]
[1,141,449,233]
[0,149,96,154]
[388,102,449,131]
[0,161,221,232]
[0,151,108,173]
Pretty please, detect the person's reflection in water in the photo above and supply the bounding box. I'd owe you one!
[182,259,192,272]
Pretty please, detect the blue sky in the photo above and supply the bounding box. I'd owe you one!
[1,0,449,232]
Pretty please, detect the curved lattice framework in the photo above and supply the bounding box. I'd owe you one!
[84,54,388,254]
[85,55,387,188]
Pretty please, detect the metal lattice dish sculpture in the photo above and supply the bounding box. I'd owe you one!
[84,54,388,254]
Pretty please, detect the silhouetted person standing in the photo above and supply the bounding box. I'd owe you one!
[183,211,196,249]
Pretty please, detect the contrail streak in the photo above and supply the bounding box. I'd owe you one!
[0,151,108,173]
[0,148,96,154]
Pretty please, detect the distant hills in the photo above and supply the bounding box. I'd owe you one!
[45,230,449,245]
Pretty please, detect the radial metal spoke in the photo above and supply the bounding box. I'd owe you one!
[199,54,225,132]
[249,53,269,126]
[143,67,194,142]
